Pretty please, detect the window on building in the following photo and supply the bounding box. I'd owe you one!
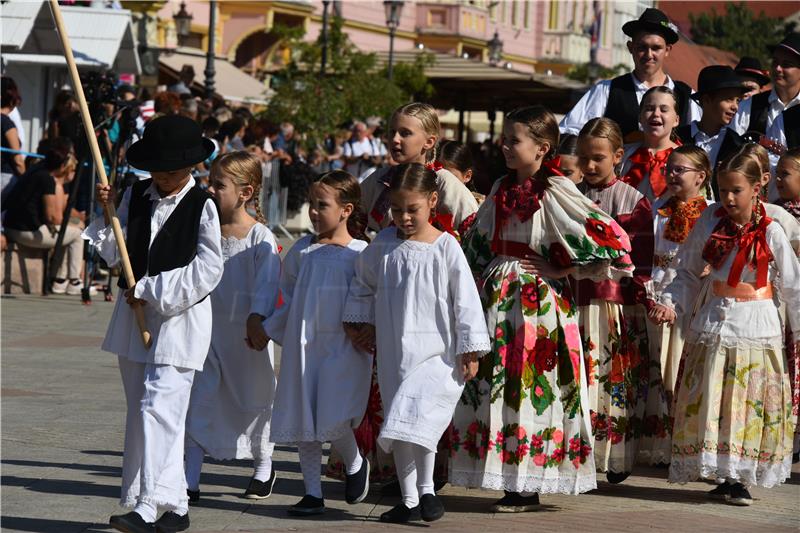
[489,1,496,22]
[499,1,506,23]
[524,1,530,29]
[548,1,558,30]
[511,0,518,27]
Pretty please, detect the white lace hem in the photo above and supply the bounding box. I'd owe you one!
[637,449,672,466]
[341,313,374,325]
[685,331,785,350]
[669,451,792,488]
[449,469,597,495]
[268,426,351,445]
[457,341,492,357]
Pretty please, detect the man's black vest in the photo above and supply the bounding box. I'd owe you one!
[745,91,771,135]
[784,105,800,149]
[604,74,693,139]
[118,178,214,289]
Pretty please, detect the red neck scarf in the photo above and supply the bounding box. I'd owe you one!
[701,204,773,288]
[623,146,674,197]
[494,174,547,226]
[777,198,800,222]
[658,196,708,243]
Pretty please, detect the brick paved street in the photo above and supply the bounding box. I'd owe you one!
[2,293,799,532]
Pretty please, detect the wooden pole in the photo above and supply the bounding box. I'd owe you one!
[48,0,151,348]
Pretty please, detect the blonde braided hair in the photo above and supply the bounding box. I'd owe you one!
[210,151,266,223]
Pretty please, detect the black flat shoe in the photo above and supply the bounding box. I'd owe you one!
[707,481,731,500]
[433,478,448,492]
[727,483,753,506]
[379,503,422,523]
[420,493,444,522]
[109,512,155,533]
[489,491,540,513]
[288,495,325,516]
[154,511,189,533]
[345,457,370,504]
[187,489,199,505]
[606,471,631,484]
[243,470,277,500]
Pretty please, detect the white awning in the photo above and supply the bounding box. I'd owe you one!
[0,1,140,73]
[160,49,271,105]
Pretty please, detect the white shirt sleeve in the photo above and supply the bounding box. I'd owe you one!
[688,99,703,124]
[730,97,752,135]
[263,239,302,345]
[659,216,712,316]
[343,239,378,324]
[249,230,282,319]
[770,224,800,334]
[133,199,224,317]
[342,141,354,158]
[446,236,491,357]
[81,185,132,267]
[559,80,612,135]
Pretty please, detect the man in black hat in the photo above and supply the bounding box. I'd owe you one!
[676,65,749,198]
[560,8,701,141]
[732,33,800,141]
[760,34,800,157]
[84,115,224,533]
[734,57,770,99]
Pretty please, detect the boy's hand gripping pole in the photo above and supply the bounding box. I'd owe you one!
[49,0,152,348]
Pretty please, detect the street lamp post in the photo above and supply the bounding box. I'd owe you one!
[383,0,404,81]
[487,30,503,66]
[204,0,217,99]
[173,1,192,47]
[321,0,331,76]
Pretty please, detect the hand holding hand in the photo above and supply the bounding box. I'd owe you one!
[461,352,480,381]
[648,304,676,325]
[245,313,270,351]
[520,253,574,280]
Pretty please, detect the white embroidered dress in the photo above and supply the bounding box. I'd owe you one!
[185,223,281,460]
[265,236,372,443]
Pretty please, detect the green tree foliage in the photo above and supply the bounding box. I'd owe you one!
[688,2,795,65]
[566,62,628,83]
[264,18,434,150]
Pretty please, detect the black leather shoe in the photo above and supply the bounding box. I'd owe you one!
[420,493,444,522]
[109,511,155,533]
[243,470,277,500]
[606,471,631,484]
[154,511,190,533]
[489,491,540,513]
[379,503,422,523]
[288,495,325,516]
[345,457,370,504]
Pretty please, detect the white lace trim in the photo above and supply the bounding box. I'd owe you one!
[685,331,785,350]
[457,341,492,356]
[121,493,187,510]
[268,427,350,444]
[449,469,597,495]
[637,449,672,466]
[668,451,792,488]
[341,313,374,325]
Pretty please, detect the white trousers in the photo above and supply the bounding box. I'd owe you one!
[118,356,195,510]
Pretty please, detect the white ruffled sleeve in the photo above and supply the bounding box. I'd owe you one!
[249,226,282,319]
[262,238,304,346]
[81,186,131,267]
[133,199,224,317]
[445,235,491,357]
[436,169,479,229]
[658,215,713,317]
[769,223,800,335]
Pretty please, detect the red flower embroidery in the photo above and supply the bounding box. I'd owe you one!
[532,337,558,372]
[520,282,538,310]
[585,217,623,250]
[548,241,572,268]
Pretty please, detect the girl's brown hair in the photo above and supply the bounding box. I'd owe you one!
[391,102,441,163]
[211,151,265,223]
[779,147,800,170]
[669,145,711,195]
[505,105,560,160]
[735,143,770,175]
[578,117,624,153]
[389,162,438,195]
[717,153,763,186]
[640,86,681,142]
[316,170,369,242]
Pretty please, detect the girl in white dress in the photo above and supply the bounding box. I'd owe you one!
[651,153,800,505]
[343,163,491,523]
[184,152,282,502]
[264,170,372,516]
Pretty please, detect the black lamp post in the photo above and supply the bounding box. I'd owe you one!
[173,1,192,47]
[321,0,331,76]
[384,0,404,81]
[488,30,502,65]
[205,0,217,99]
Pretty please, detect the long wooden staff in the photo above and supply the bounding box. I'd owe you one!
[49,0,152,348]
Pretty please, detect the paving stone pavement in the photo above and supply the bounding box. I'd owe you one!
[2,293,799,532]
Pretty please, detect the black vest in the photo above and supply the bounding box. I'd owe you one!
[604,74,693,139]
[784,105,800,149]
[675,125,744,199]
[118,179,214,289]
[746,91,771,135]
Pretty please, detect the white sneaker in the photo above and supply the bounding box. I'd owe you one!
[66,280,97,296]
[51,279,69,294]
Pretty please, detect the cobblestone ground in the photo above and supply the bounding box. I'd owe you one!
[2,293,798,532]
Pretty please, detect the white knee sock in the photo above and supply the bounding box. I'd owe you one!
[332,432,363,475]
[393,441,419,508]
[133,501,157,523]
[184,443,204,492]
[412,444,435,497]
[253,456,273,482]
[297,441,323,499]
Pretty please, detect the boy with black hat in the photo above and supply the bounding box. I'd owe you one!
[762,34,800,156]
[83,115,223,533]
[676,65,748,198]
[560,8,701,141]
[733,33,800,139]
[734,57,770,99]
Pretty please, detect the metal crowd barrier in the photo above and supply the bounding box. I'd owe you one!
[260,161,293,240]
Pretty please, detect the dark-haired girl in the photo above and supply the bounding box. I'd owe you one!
[344,163,490,523]
[450,106,634,511]
[264,170,372,516]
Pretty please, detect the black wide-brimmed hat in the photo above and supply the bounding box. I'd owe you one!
[126,114,215,172]
[734,57,770,87]
[622,8,679,45]
[768,32,800,59]
[690,65,748,101]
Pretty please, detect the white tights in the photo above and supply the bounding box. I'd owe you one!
[184,437,273,493]
[297,432,362,499]
[393,441,435,508]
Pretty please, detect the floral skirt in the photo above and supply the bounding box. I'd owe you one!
[450,264,596,495]
[669,335,794,488]
[638,316,672,466]
[578,301,651,473]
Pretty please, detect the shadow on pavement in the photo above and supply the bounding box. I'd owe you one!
[1,475,119,498]
[1,516,100,533]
